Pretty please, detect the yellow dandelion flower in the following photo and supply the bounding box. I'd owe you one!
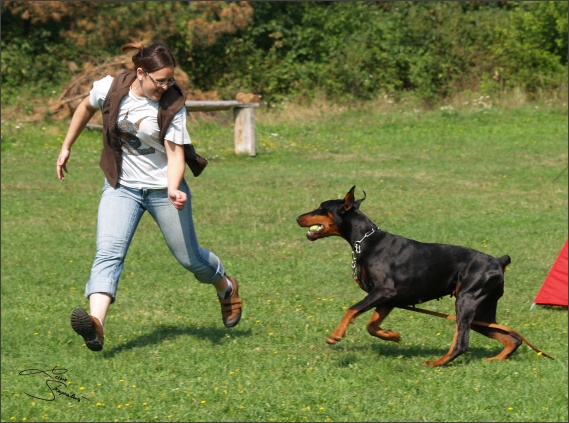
[117,404,122,409]
[96,402,102,406]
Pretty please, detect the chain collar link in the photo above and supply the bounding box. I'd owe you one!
[351,227,377,277]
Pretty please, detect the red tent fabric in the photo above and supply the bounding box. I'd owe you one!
[533,240,568,308]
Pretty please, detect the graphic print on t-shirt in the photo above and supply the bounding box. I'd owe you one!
[116,111,155,156]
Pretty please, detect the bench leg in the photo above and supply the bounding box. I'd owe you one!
[233,107,256,156]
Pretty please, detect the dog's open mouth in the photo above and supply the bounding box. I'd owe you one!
[307,224,324,239]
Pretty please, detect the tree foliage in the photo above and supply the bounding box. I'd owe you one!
[1,1,566,106]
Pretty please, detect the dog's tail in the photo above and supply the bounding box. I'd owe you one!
[498,255,511,272]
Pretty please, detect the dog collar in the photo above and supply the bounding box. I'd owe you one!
[353,227,378,254]
[351,227,378,277]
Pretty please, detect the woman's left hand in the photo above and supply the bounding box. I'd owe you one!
[168,189,187,210]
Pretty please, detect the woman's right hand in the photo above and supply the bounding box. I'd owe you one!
[56,147,71,181]
[55,96,97,181]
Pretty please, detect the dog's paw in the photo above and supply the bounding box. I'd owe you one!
[387,331,402,343]
[368,328,401,343]
[423,359,445,367]
[326,334,343,344]
[386,330,401,343]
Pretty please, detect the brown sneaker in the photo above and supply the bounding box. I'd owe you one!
[71,308,104,351]
[218,275,242,328]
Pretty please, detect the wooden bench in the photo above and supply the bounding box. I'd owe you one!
[185,100,260,157]
[86,100,260,156]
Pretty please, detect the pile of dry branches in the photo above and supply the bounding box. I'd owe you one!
[46,53,218,124]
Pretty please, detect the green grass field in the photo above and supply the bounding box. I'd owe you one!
[2,102,567,422]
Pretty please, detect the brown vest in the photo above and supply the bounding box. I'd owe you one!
[99,71,208,188]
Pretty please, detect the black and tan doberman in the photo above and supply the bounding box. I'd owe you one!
[297,186,552,366]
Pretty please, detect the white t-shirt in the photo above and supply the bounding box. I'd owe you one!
[90,75,192,189]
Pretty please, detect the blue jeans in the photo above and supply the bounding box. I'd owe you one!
[86,179,225,302]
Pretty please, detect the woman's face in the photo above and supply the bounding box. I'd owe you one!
[135,66,176,101]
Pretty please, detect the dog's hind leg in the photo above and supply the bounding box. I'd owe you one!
[472,326,522,361]
[424,325,460,367]
[367,306,401,342]
[471,298,522,361]
[424,297,476,367]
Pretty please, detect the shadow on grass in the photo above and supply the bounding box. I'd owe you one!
[331,342,512,366]
[102,324,252,358]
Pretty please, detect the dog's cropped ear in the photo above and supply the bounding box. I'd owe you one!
[342,186,357,211]
[353,190,366,209]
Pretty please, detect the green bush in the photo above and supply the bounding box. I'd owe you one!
[205,1,567,104]
[1,1,567,106]
[0,16,71,101]
[490,1,568,96]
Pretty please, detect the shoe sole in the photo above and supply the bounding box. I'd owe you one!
[71,308,103,351]
[224,313,241,328]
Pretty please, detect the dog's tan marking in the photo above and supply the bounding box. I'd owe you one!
[424,324,460,367]
[327,308,363,344]
[366,307,401,342]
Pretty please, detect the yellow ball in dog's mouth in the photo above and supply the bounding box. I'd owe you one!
[309,225,321,232]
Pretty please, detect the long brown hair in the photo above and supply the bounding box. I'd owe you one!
[121,42,176,72]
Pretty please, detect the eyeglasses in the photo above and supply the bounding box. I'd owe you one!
[144,70,176,88]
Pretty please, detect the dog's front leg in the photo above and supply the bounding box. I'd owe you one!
[327,288,390,344]
[327,308,363,344]
[367,307,401,342]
